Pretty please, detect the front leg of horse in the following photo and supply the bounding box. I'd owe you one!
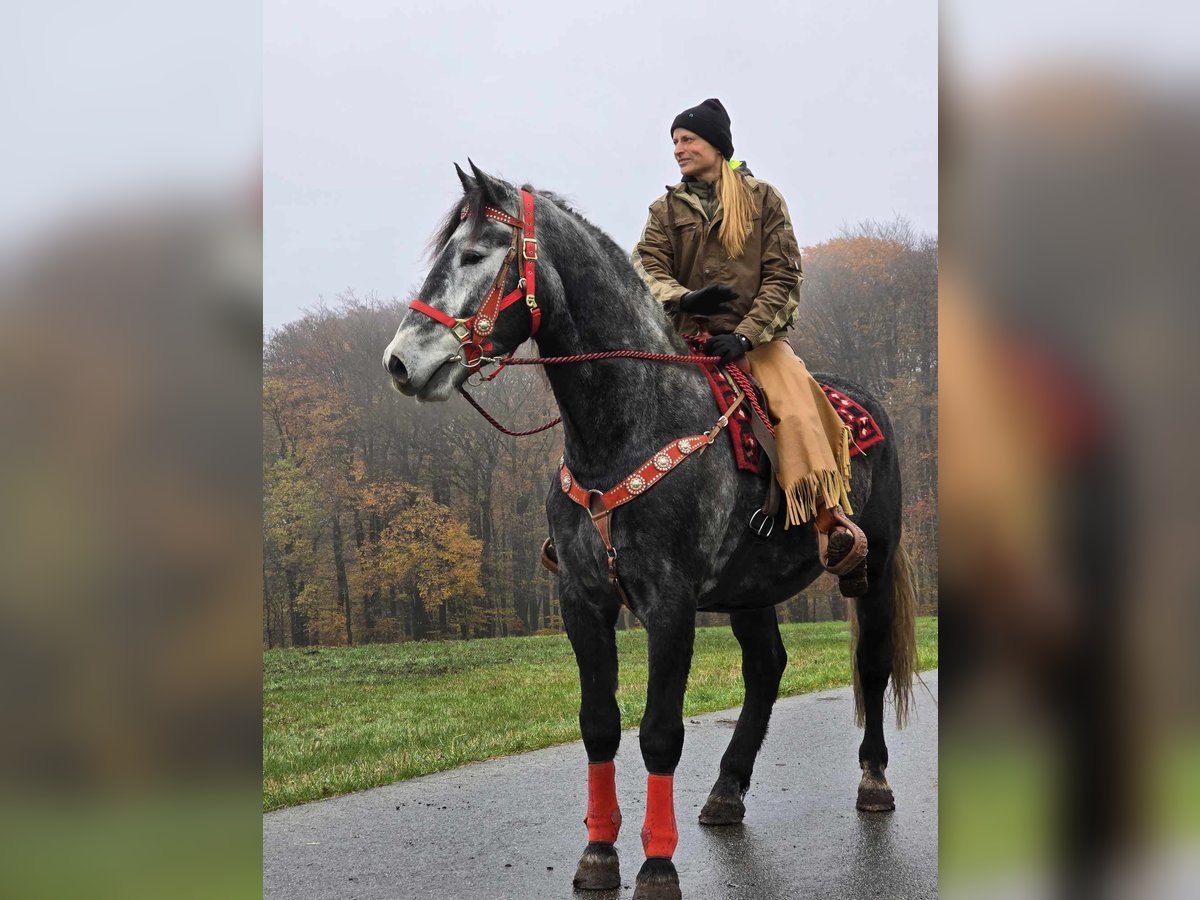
[562,594,624,891]
[700,607,788,825]
[633,611,694,900]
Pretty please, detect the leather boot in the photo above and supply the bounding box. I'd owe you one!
[814,504,868,586]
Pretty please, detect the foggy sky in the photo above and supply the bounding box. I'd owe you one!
[264,0,937,332]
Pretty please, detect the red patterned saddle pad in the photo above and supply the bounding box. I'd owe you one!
[693,355,768,475]
[821,385,885,457]
[684,341,884,472]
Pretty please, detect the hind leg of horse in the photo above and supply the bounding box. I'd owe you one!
[854,550,897,811]
[633,608,695,900]
[699,607,787,826]
[563,594,624,890]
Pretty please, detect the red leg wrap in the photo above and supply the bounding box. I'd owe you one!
[640,774,678,859]
[585,761,622,844]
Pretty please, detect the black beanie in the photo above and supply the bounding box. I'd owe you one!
[670,98,734,160]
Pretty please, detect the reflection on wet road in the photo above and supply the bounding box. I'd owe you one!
[264,672,938,899]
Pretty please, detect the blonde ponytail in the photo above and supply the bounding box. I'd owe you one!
[715,160,751,259]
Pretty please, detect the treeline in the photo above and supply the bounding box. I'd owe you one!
[263,218,937,647]
[789,219,938,621]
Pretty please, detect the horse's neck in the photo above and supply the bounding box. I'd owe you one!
[538,283,713,478]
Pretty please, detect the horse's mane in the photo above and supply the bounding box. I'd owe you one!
[426,181,642,290]
[521,186,633,268]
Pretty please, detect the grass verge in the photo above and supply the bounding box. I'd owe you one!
[264,616,938,811]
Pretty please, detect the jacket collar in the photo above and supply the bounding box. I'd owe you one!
[666,181,717,223]
[665,170,764,221]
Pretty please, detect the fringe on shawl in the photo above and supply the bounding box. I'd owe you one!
[781,423,855,527]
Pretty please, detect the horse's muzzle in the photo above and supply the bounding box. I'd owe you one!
[385,353,408,384]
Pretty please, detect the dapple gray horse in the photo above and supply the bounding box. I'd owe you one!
[383,163,917,900]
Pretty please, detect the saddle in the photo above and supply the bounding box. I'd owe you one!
[709,356,783,537]
[694,353,772,478]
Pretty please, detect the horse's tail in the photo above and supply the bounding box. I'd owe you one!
[850,534,919,728]
[889,537,919,728]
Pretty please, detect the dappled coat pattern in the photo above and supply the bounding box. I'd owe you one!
[382,164,917,900]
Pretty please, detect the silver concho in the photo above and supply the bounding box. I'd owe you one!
[653,452,672,471]
[626,474,646,494]
[678,439,695,454]
[560,472,572,491]
[475,316,494,335]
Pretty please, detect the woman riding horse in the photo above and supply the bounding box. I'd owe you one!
[383,157,916,900]
[633,98,869,595]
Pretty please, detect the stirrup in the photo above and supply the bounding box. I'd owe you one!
[540,537,559,575]
[816,506,867,576]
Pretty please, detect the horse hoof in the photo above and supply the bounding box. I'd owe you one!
[698,793,745,825]
[856,768,895,812]
[632,857,681,900]
[572,842,620,890]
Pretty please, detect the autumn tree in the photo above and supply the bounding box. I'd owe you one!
[263,455,324,647]
[790,219,938,615]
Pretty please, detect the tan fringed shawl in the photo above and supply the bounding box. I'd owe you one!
[746,340,854,526]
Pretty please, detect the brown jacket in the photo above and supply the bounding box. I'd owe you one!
[632,172,803,346]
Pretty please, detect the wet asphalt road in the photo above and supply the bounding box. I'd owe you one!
[264,670,937,900]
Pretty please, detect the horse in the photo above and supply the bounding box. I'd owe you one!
[382,162,918,900]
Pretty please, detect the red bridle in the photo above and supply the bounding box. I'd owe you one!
[407,189,541,371]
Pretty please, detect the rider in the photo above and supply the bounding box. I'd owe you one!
[632,98,868,594]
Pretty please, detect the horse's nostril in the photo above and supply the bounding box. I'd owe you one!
[387,354,408,382]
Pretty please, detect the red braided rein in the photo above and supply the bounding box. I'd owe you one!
[459,349,775,438]
[459,388,562,437]
[499,350,711,366]
[724,364,774,435]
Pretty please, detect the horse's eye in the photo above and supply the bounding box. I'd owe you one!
[460,250,485,266]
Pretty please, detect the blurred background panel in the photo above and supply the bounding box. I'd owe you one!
[0,2,262,898]
[941,2,1200,898]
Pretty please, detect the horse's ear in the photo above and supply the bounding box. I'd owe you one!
[453,162,475,195]
[467,158,500,206]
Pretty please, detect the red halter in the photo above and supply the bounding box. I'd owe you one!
[408,189,541,371]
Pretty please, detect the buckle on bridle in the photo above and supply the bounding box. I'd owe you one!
[450,321,472,341]
[522,237,538,260]
[748,509,775,539]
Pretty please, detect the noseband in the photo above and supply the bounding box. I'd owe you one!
[408,189,541,371]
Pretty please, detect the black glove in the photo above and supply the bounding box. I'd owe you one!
[705,333,751,364]
[679,284,739,316]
